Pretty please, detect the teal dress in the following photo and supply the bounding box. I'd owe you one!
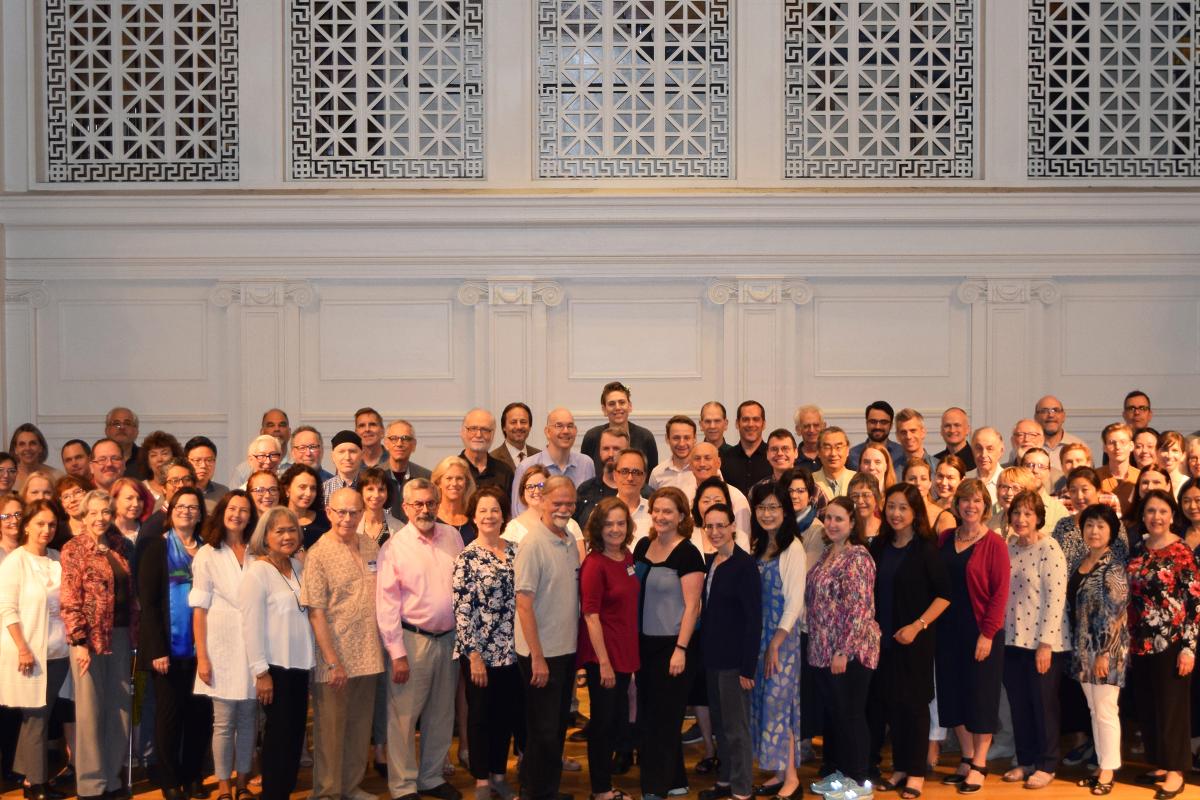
[751,556,803,769]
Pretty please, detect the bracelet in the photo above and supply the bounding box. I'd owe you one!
[917,618,928,630]
[674,643,687,652]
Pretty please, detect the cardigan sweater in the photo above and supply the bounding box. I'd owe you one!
[937,527,1010,639]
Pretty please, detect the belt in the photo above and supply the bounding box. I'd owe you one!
[401,621,453,639]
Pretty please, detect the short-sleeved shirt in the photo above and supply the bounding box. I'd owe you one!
[577,550,640,673]
[299,532,384,682]
[513,519,580,658]
[633,537,705,637]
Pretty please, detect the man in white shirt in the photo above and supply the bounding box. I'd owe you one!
[649,415,697,492]
[969,427,1005,506]
[687,442,750,533]
[614,449,652,541]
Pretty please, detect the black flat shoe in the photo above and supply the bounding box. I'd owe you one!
[753,783,783,797]
[1136,772,1167,785]
[1154,785,1184,800]
[957,764,986,795]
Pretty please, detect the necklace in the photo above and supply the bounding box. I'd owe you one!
[955,526,983,543]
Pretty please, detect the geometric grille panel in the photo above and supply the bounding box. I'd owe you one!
[783,0,976,179]
[288,0,484,180]
[1028,0,1200,178]
[536,0,732,178]
[44,0,239,183]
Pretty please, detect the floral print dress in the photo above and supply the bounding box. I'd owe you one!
[751,555,803,770]
[1126,539,1200,658]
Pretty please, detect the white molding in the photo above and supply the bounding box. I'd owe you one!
[4,279,48,308]
[707,278,812,305]
[956,279,1059,305]
[209,280,317,308]
[456,279,564,307]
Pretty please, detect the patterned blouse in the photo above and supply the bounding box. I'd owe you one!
[298,532,383,682]
[1127,539,1200,657]
[60,529,137,654]
[453,540,517,667]
[804,544,881,669]
[1005,537,1068,651]
[1070,550,1129,686]
[1053,515,1129,574]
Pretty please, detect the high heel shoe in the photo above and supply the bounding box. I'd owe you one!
[957,764,986,795]
[942,759,972,786]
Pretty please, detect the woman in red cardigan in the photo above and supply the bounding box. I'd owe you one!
[935,478,1010,794]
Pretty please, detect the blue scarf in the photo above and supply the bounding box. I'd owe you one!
[166,530,196,659]
[795,503,817,534]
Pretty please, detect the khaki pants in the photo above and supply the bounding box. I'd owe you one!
[386,629,457,797]
[311,674,378,800]
[72,628,132,797]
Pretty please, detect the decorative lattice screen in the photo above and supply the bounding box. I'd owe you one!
[783,0,976,179]
[288,0,484,180]
[536,0,732,178]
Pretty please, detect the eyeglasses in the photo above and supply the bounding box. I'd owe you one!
[249,486,279,497]
[328,507,362,518]
[615,468,645,478]
[404,500,437,509]
[188,456,216,466]
[165,477,195,487]
[251,452,282,462]
[702,523,730,532]
[463,426,494,435]
[107,420,136,429]
[755,503,783,513]
[174,504,201,515]
[1125,404,1151,413]
[525,482,545,493]
[1036,407,1064,415]
[92,456,122,465]
[60,489,86,502]
[0,468,17,477]
[0,512,21,522]
[550,422,577,431]
[293,444,321,453]
[1013,431,1042,440]
[385,435,416,445]
[787,486,808,495]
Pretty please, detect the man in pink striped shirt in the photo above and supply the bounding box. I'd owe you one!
[376,478,465,800]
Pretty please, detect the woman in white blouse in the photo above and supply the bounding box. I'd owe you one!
[1001,491,1068,790]
[0,500,68,800]
[239,506,314,800]
[191,490,258,800]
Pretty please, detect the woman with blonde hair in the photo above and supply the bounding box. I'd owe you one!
[857,442,896,494]
[432,455,478,545]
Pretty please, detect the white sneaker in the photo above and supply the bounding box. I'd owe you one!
[810,773,846,795]
[825,779,874,800]
[344,789,378,800]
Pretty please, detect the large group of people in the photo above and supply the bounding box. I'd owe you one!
[0,385,1198,800]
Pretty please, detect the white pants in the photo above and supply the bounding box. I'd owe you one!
[1080,683,1122,770]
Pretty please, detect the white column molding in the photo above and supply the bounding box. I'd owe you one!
[706,278,813,306]
[208,280,317,308]
[456,279,565,418]
[4,280,50,309]
[956,278,1060,305]
[3,273,41,437]
[456,279,564,307]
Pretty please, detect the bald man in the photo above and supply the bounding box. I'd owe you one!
[458,408,514,496]
[1034,395,1084,474]
[510,408,596,515]
[687,442,751,533]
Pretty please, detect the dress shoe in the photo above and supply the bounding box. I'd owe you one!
[421,784,463,800]
[699,785,732,800]
[104,786,131,800]
[164,787,188,800]
[611,752,633,775]
[188,781,211,800]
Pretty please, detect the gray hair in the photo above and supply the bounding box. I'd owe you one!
[402,477,440,505]
[248,506,300,557]
[247,434,281,458]
[82,489,113,512]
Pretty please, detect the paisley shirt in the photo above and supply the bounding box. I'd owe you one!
[1070,549,1129,686]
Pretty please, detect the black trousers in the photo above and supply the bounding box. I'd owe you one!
[816,660,873,784]
[0,704,20,778]
[518,654,575,800]
[152,660,213,790]
[584,663,631,794]
[799,633,824,740]
[1132,645,1191,773]
[461,658,524,779]
[637,635,693,796]
[1003,647,1064,773]
[260,666,309,800]
[867,648,931,777]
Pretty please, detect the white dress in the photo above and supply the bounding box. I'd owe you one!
[188,544,255,700]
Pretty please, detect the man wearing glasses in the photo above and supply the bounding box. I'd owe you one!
[290,425,334,482]
[184,436,227,510]
[383,420,431,522]
[813,427,856,502]
[89,438,127,492]
[104,406,144,478]
[229,409,293,487]
[458,409,514,496]
[573,427,631,527]
[301,488,384,800]
[376,478,464,800]
[133,459,198,572]
[510,409,595,515]
[1034,395,1084,475]
[235,435,283,490]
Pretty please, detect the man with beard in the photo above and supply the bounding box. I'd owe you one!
[847,400,905,470]
[573,427,630,527]
[514,477,581,800]
[376,478,464,800]
[649,415,697,493]
[458,409,514,496]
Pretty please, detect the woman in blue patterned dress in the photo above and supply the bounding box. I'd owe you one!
[748,481,807,800]
[453,486,522,800]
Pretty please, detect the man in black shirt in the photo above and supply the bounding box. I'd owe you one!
[719,400,771,495]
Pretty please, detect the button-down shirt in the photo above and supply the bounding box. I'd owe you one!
[719,441,772,495]
[459,450,514,497]
[376,521,464,660]
[299,532,383,682]
[322,473,358,506]
[511,450,596,515]
[648,460,696,493]
[504,442,531,465]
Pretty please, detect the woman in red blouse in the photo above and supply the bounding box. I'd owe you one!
[1126,489,1200,799]
[60,490,138,800]
[578,496,640,800]
[805,496,880,797]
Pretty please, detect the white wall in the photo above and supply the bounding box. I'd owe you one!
[3,0,1200,469]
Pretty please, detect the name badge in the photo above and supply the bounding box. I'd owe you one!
[366,560,378,574]
[626,565,636,577]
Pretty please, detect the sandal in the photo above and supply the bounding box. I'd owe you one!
[695,757,720,775]
[900,785,923,800]
[957,763,986,795]
[1091,781,1113,796]
[942,758,972,785]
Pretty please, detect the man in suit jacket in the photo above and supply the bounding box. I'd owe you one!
[490,401,541,471]
[384,419,431,521]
